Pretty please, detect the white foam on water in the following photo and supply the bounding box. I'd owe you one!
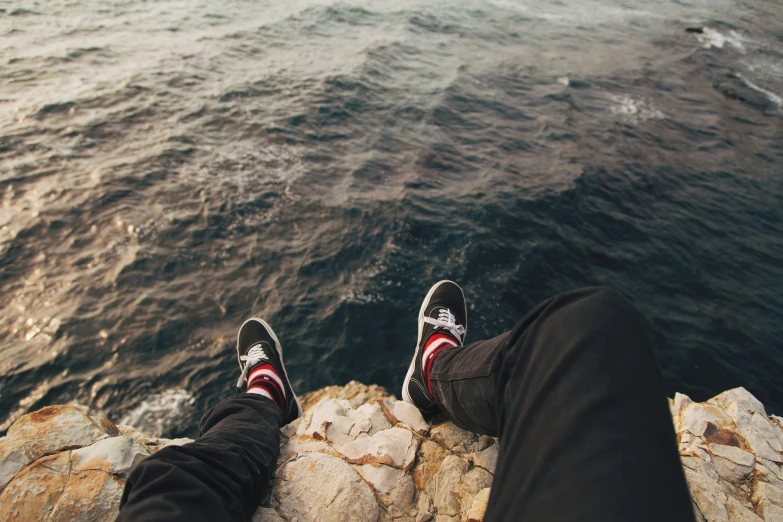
[696,27,746,53]
[609,95,666,122]
[737,74,782,108]
[119,388,195,438]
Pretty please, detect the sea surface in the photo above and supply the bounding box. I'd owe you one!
[1,0,781,436]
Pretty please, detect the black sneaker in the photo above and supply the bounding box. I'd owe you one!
[402,280,467,415]
[236,318,302,425]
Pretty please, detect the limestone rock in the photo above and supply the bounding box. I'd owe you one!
[677,388,783,522]
[0,405,112,492]
[275,452,380,521]
[2,382,783,522]
[0,405,190,521]
[268,384,502,521]
[299,380,389,412]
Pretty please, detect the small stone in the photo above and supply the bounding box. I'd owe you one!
[465,487,492,522]
[430,423,477,452]
[419,439,448,461]
[471,443,498,474]
[476,436,495,452]
[416,512,433,522]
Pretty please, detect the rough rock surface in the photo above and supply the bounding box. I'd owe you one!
[0,404,192,521]
[1,382,782,521]
[671,388,783,522]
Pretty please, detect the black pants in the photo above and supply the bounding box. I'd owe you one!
[118,287,695,522]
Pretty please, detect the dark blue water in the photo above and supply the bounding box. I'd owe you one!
[1,0,781,435]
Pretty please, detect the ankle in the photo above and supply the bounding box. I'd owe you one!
[246,363,286,411]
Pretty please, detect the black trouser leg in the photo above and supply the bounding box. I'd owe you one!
[117,394,282,522]
[430,287,694,522]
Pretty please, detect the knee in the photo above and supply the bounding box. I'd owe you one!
[583,286,637,313]
[574,285,646,325]
[567,286,653,353]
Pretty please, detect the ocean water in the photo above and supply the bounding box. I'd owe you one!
[1,0,781,436]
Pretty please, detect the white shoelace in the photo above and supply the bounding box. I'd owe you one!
[237,344,269,388]
[423,308,465,343]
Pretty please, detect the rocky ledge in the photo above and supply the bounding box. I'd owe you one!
[1,382,782,522]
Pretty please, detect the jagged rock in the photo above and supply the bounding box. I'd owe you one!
[0,405,112,492]
[1,383,782,522]
[0,406,189,522]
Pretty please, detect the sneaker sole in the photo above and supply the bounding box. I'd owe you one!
[401,280,463,406]
[237,317,303,419]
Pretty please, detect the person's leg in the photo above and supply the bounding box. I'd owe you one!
[117,318,302,522]
[117,394,282,522]
[411,284,694,522]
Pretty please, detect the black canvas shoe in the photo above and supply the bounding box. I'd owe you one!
[402,280,467,416]
[236,318,303,425]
